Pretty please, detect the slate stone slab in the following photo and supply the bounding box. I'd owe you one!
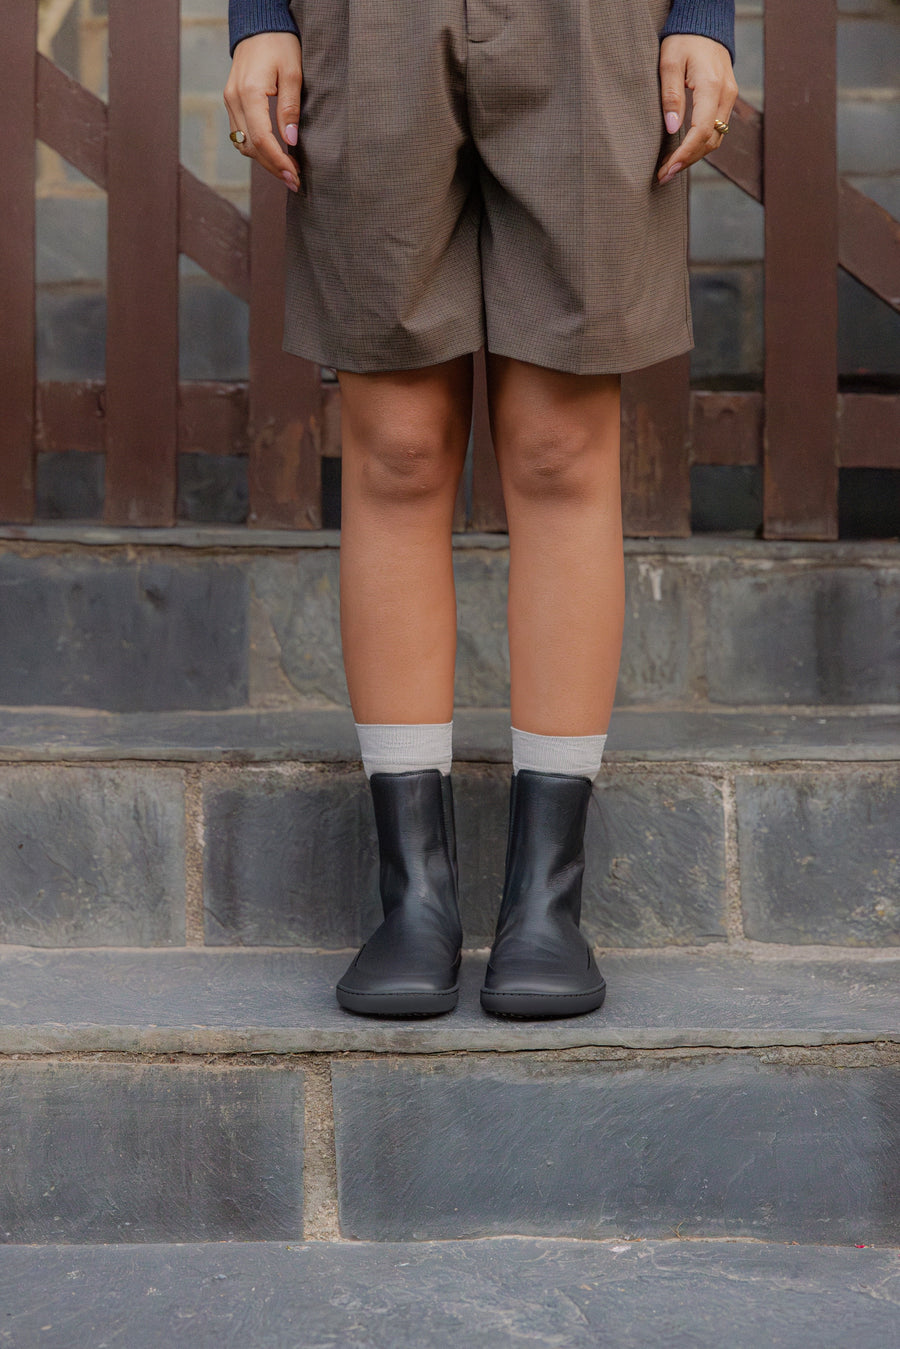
[737,769,900,945]
[0,948,897,1054]
[333,1057,900,1242]
[616,555,696,705]
[0,1062,304,1242]
[0,765,185,946]
[0,706,898,764]
[705,562,900,705]
[0,555,248,711]
[202,764,727,948]
[0,1239,897,1349]
[203,768,380,946]
[584,772,727,946]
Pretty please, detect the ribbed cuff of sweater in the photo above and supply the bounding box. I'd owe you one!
[661,0,735,64]
[228,0,299,56]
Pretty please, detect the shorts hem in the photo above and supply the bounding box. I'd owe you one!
[281,329,487,376]
[483,324,695,376]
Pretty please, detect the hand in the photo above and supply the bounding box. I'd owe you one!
[224,33,303,193]
[656,35,738,185]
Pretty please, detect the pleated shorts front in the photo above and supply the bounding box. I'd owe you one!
[283,0,692,375]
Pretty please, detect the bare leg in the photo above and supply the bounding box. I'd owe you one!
[486,353,624,735]
[337,355,473,724]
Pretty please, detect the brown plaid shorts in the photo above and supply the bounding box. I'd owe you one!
[283,0,691,375]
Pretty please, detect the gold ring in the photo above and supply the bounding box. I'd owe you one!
[713,119,730,136]
[229,129,247,145]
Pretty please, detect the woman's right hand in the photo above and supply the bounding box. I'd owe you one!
[224,33,302,193]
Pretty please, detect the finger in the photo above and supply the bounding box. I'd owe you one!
[658,79,720,181]
[276,58,302,148]
[658,51,686,136]
[243,92,300,190]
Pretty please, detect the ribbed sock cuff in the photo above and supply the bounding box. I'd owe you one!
[511,727,607,782]
[355,722,453,778]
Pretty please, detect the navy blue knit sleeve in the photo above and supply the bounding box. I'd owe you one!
[661,0,735,64]
[227,0,734,66]
[228,0,298,56]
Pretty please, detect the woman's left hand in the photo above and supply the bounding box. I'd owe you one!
[657,35,739,185]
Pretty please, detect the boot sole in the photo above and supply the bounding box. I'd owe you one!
[336,986,459,1018]
[480,982,606,1020]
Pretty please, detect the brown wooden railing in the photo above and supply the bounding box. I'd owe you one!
[1,0,898,537]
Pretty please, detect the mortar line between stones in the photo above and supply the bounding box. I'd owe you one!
[721,770,744,943]
[302,1059,341,1241]
[183,768,205,946]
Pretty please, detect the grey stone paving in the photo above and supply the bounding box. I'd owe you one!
[334,1057,900,1242]
[0,1063,304,1243]
[737,768,900,945]
[0,1239,896,1348]
[0,765,185,946]
[0,948,896,1054]
[0,706,898,763]
[202,763,729,949]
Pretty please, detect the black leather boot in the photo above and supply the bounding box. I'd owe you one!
[480,769,606,1019]
[336,769,462,1017]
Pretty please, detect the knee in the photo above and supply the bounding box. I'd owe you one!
[500,423,614,504]
[353,419,463,504]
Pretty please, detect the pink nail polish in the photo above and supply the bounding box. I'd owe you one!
[281,170,298,192]
[665,111,680,134]
[285,124,298,147]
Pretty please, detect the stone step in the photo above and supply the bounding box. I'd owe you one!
[1,950,897,1245]
[1,1239,897,1348]
[0,532,897,713]
[1,948,897,1054]
[1,731,897,950]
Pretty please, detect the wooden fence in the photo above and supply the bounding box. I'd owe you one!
[1,0,898,537]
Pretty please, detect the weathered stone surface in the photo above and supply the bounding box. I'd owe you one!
[585,772,728,945]
[36,451,105,521]
[0,765,185,946]
[203,768,379,946]
[176,452,248,524]
[0,706,898,764]
[0,554,248,711]
[1,1239,898,1349]
[333,1057,900,1242]
[201,764,727,948]
[0,1062,303,1242]
[616,556,695,705]
[250,554,349,705]
[706,562,900,704]
[453,550,510,705]
[737,768,900,945]
[0,947,897,1055]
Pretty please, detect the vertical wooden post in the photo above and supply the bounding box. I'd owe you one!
[620,355,692,537]
[104,0,180,525]
[763,0,839,538]
[248,162,323,529]
[0,0,37,522]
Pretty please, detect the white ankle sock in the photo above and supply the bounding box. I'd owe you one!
[511,726,607,782]
[355,721,453,778]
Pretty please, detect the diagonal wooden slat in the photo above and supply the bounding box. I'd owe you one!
[706,96,762,202]
[179,169,250,303]
[37,53,250,302]
[839,181,900,315]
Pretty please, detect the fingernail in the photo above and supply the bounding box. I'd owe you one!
[282,170,299,192]
[665,112,680,134]
[285,123,298,146]
[660,163,682,184]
